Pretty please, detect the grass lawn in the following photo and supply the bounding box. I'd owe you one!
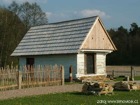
[0,91,140,105]
[134,76,140,80]
[115,76,140,81]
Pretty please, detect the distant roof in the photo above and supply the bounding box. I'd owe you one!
[11,16,98,56]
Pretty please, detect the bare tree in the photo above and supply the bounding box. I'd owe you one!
[8,1,20,15]
[30,3,48,26]
[8,1,48,30]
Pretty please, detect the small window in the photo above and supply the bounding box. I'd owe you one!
[26,58,34,66]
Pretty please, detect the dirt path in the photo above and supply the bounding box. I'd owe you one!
[0,84,83,100]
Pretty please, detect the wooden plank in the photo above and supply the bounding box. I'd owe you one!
[81,19,115,50]
[0,85,18,90]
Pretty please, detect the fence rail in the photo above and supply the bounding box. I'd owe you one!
[106,66,140,77]
[0,65,64,91]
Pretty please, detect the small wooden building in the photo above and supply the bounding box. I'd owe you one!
[11,16,116,79]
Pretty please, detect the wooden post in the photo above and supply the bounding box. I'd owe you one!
[61,66,64,85]
[130,66,134,81]
[134,70,136,77]
[127,76,129,82]
[1,67,4,86]
[18,71,22,89]
[112,70,115,77]
[69,65,73,82]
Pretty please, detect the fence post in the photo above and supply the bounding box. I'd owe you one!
[127,76,130,82]
[130,66,134,81]
[134,70,136,77]
[69,65,73,82]
[61,66,64,85]
[18,71,22,89]
[112,70,115,77]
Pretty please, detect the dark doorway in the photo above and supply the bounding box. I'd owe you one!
[26,58,34,81]
[26,58,34,66]
[86,54,95,74]
[26,58,34,71]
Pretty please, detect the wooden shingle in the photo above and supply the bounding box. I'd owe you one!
[11,16,97,56]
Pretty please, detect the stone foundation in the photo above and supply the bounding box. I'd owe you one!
[78,74,108,82]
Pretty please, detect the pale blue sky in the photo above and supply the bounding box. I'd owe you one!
[1,0,140,29]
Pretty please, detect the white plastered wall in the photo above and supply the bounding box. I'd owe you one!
[95,53,107,75]
[76,52,107,78]
[76,53,85,77]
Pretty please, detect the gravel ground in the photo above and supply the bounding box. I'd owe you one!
[0,84,83,100]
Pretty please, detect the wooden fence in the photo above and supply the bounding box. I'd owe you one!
[106,66,140,77]
[0,65,64,91]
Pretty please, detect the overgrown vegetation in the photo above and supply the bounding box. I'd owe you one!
[0,1,48,67]
[0,8,26,66]
[0,91,140,105]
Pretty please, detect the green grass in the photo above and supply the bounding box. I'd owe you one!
[115,76,140,81]
[0,91,140,105]
[134,76,140,80]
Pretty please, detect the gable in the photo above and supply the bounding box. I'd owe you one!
[80,18,117,50]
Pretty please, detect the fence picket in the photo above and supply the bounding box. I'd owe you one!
[0,64,64,91]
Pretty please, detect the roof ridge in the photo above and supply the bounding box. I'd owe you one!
[49,16,98,25]
[31,16,98,28]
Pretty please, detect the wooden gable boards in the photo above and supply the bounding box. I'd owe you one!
[80,17,117,51]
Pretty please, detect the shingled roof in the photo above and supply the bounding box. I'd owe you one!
[11,16,98,56]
